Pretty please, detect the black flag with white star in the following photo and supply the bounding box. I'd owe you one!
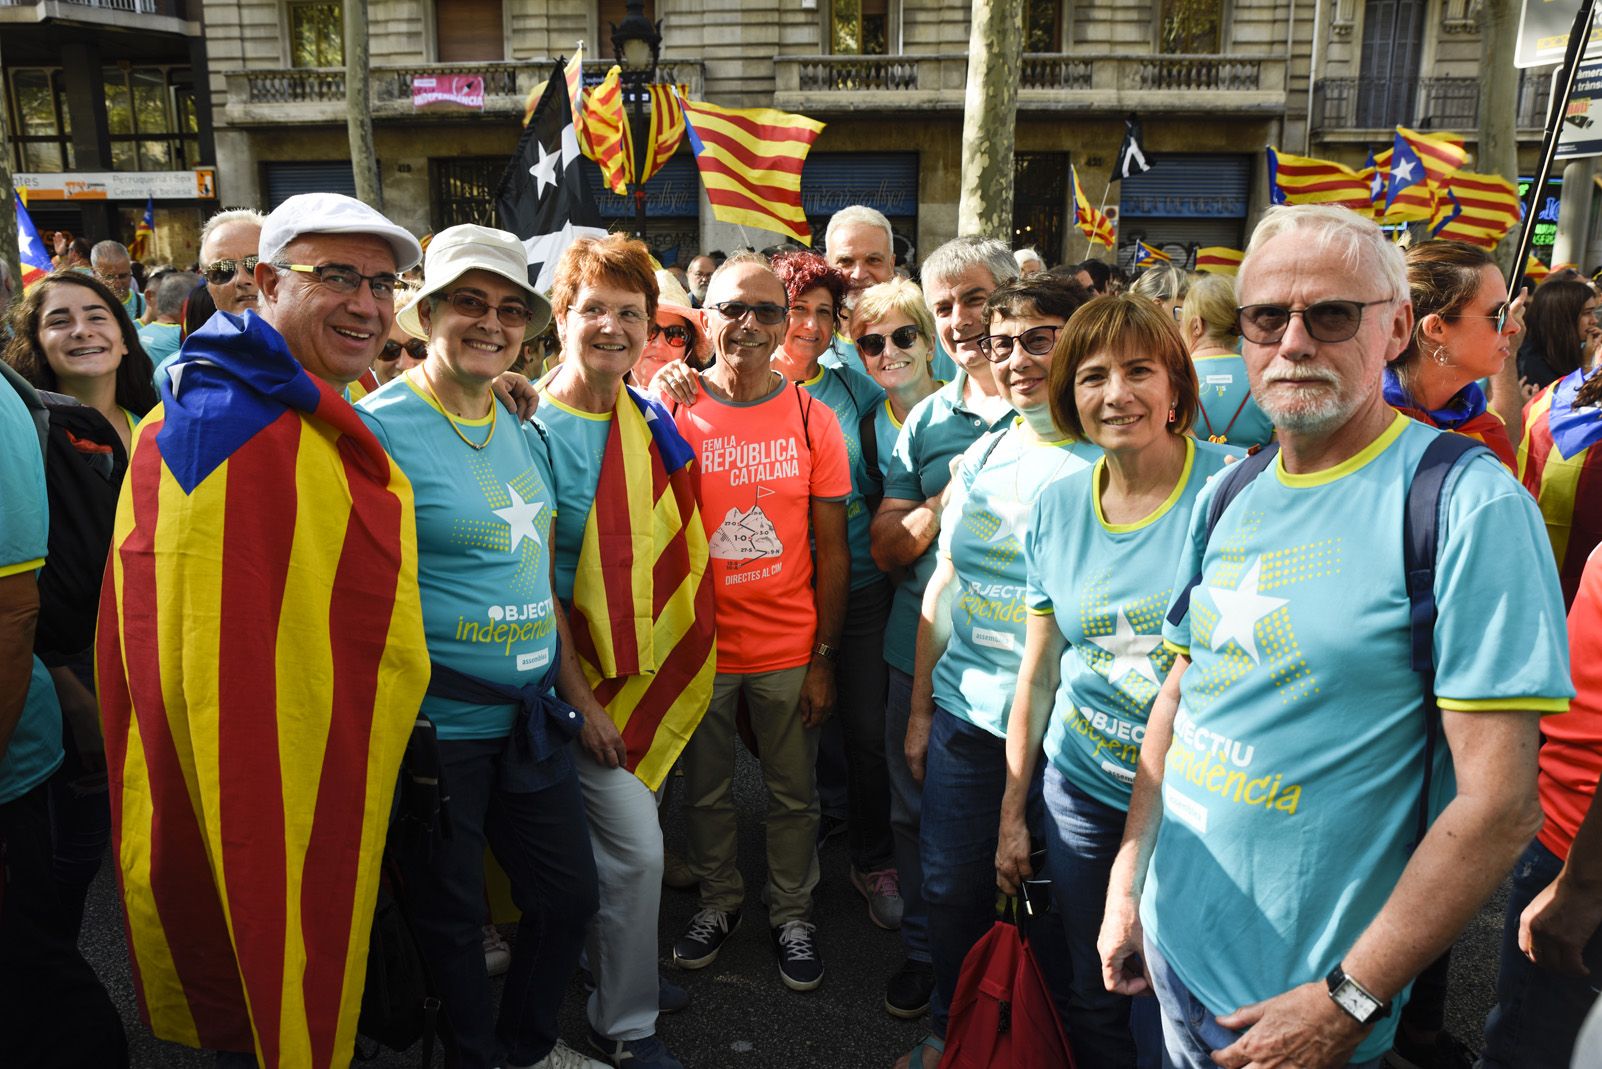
[1115,115,1152,180]
[496,61,608,292]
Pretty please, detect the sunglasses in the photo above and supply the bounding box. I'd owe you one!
[379,338,428,361]
[438,289,534,328]
[978,324,1061,361]
[204,256,260,285]
[1447,302,1509,332]
[1236,299,1393,344]
[855,324,922,357]
[709,300,788,325]
[648,322,693,347]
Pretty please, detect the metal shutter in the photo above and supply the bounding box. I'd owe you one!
[587,154,699,219]
[264,161,359,209]
[801,152,919,220]
[1119,154,1251,219]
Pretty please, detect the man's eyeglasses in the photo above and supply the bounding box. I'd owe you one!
[855,324,922,357]
[1236,299,1393,344]
[648,322,694,347]
[978,324,1061,361]
[276,262,398,301]
[379,338,428,361]
[437,289,534,328]
[709,300,788,325]
[204,256,260,286]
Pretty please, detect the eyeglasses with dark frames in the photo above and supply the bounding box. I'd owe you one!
[977,324,1062,361]
[1235,299,1395,344]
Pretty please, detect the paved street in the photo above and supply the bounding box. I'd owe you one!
[82,746,1510,1068]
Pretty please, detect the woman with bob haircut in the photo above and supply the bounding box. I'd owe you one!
[994,294,1238,1067]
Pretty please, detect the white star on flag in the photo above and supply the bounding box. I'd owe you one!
[1370,171,1384,198]
[1089,608,1163,689]
[18,227,36,258]
[528,142,560,198]
[1206,557,1288,664]
[493,485,546,553]
[1392,157,1416,183]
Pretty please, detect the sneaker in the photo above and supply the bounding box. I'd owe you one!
[772,920,824,991]
[588,1028,685,1069]
[661,849,696,891]
[884,957,934,1019]
[672,907,741,969]
[513,1039,611,1069]
[850,867,904,930]
[482,924,511,977]
[658,975,690,1014]
[1385,1028,1475,1069]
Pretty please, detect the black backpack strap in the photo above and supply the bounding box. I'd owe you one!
[1401,432,1487,852]
[1165,443,1281,628]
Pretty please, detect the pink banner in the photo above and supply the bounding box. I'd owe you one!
[411,74,485,110]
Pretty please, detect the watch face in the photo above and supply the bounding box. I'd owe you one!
[1332,980,1379,1022]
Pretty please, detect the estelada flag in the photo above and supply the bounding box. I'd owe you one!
[1194,246,1243,276]
[15,192,53,287]
[1267,147,1373,215]
[1133,240,1171,267]
[1521,369,1602,607]
[97,311,429,1068]
[565,384,715,789]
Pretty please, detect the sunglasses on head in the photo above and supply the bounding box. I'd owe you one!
[1235,299,1393,344]
[379,338,428,361]
[203,256,259,286]
[648,322,693,347]
[855,324,922,357]
[709,300,788,325]
[978,324,1061,361]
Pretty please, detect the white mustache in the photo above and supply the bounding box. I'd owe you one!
[1264,367,1339,385]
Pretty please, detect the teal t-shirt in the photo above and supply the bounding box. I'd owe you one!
[358,375,561,740]
[1191,354,1274,450]
[930,421,1100,736]
[796,364,887,590]
[139,321,183,371]
[1029,438,1238,810]
[0,381,64,806]
[1145,414,1574,1061]
[880,372,1013,675]
[536,394,613,603]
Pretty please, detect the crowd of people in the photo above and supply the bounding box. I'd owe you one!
[2,191,1601,1069]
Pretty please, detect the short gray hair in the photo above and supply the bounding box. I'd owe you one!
[199,208,266,252]
[1241,205,1408,303]
[825,205,894,253]
[155,271,198,319]
[91,240,130,266]
[921,236,1019,295]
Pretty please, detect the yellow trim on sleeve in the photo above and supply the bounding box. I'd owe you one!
[1162,639,1190,657]
[1437,696,1572,714]
[1094,438,1195,533]
[1027,606,1055,617]
[1275,411,1410,487]
[0,557,45,580]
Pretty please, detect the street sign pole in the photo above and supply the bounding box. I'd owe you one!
[1515,0,1598,281]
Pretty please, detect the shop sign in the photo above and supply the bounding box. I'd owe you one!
[15,168,217,200]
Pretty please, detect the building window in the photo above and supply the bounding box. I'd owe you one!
[289,1,344,68]
[596,0,656,57]
[1025,0,1062,53]
[1356,0,1427,127]
[433,157,505,229]
[1013,154,1068,265]
[437,0,504,62]
[102,66,201,172]
[831,0,890,55]
[6,68,73,172]
[1158,0,1223,53]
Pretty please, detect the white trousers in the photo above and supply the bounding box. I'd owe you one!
[577,757,664,1041]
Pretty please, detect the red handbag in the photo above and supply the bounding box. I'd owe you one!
[941,896,1075,1069]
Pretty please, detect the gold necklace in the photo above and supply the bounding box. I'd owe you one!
[418,372,496,451]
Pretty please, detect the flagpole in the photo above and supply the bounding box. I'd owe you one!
[1511,0,1596,283]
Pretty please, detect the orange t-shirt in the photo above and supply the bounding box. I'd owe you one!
[674,377,852,673]
[1538,543,1602,862]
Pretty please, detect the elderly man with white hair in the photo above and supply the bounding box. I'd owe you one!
[1099,204,1575,1069]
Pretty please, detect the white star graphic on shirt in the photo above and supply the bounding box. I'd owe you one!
[493,486,545,553]
[1089,608,1162,690]
[528,141,560,198]
[1392,157,1417,184]
[985,495,1030,544]
[1205,557,1287,664]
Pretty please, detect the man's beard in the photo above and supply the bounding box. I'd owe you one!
[1254,366,1360,434]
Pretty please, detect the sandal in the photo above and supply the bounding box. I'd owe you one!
[894,1033,944,1069]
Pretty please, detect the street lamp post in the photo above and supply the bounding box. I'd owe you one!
[611,0,661,246]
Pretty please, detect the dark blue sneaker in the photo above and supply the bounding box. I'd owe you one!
[588,1028,685,1069]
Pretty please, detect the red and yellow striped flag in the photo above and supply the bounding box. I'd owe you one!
[1526,255,1552,286]
[97,312,428,1068]
[1430,171,1523,248]
[567,386,714,788]
[678,90,825,245]
[524,43,585,127]
[1072,165,1115,248]
[1267,147,1373,215]
[642,83,687,185]
[583,66,636,196]
[1195,246,1244,276]
[1520,370,1602,607]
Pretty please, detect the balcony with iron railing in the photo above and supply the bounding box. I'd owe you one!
[1310,72,1553,137]
[221,59,705,126]
[772,52,1288,114]
[0,0,191,27]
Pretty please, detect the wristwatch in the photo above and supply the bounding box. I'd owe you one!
[1326,965,1391,1025]
[813,641,839,664]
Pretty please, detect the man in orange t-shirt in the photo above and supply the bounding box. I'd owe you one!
[669,255,851,994]
[1481,543,1602,1067]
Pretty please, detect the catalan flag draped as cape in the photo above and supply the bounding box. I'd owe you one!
[1521,369,1602,607]
[96,311,429,1067]
[566,385,715,789]
[1382,367,1516,470]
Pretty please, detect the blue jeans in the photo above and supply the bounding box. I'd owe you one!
[395,734,599,1069]
[885,666,929,962]
[1480,838,1602,1068]
[1042,765,1162,1069]
[1145,938,1381,1069]
[920,705,1074,1038]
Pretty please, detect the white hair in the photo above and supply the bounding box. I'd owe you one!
[1014,247,1043,268]
[1241,204,1408,302]
[825,205,894,253]
[199,207,266,252]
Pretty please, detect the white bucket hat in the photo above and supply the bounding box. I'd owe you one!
[395,224,553,341]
